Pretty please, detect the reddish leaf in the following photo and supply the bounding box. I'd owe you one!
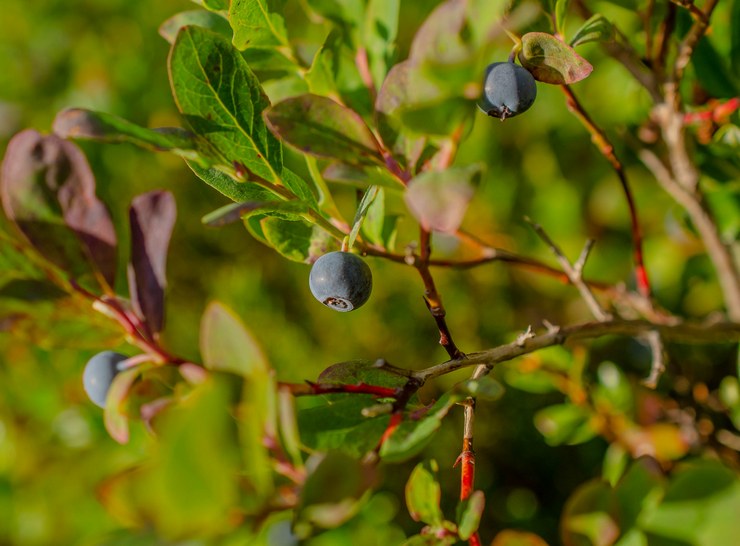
[128,191,176,334]
[518,32,593,85]
[1,130,117,288]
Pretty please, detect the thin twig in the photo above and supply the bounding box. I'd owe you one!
[413,318,740,383]
[526,218,612,322]
[560,85,652,299]
[643,330,667,388]
[637,147,740,320]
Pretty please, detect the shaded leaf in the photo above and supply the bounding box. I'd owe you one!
[457,490,485,540]
[518,32,593,84]
[128,191,176,334]
[534,403,596,445]
[159,10,233,44]
[264,94,383,167]
[229,0,288,50]
[297,395,390,457]
[401,535,456,546]
[202,200,308,227]
[318,359,409,390]
[456,375,505,401]
[169,26,283,182]
[733,0,740,77]
[362,0,400,90]
[692,36,739,99]
[200,301,269,377]
[561,479,619,546]
[381,391,465,462]
[295,452,376,534]
[569,14,614,48]
[404,164,482,233]
[53,109,200,159]
[405,460,443,526]
[1,130,117,289]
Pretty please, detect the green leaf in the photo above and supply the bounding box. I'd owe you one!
[692,36,739,99]
[593,361,633,413]
[561,479,619,546]
[732,0,740,77]
[534,403,596,445]
[381,391,465,462]
[187,161,280,202]
[569,14,614,48]
[518,32,593,85]
[405,460,444,526]
[202,199,308,226]
[614,457,664,534]
[404,164,483,233]
[169,26,283,182]
[264,94,383,167]
[457,376,505,401]
[297,395,391,457]
[361,0,399,90]
[640,460,740,545]
[295,451,376,535]
[260,216,331,263]
[361,187,398,249]
[457,490,485,540]
[229,0,289,50]
[200,301,269,377]
[401,534,456,546]
[348,186,380,249]
[555,0,570,38]
[317,359,409,390]
[202,0,230,10]
[53,109,202,160]
[159,10,233,44]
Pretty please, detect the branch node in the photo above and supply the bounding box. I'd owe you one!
[516,325,535,347]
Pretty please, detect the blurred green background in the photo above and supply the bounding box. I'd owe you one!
[1,0,738,544]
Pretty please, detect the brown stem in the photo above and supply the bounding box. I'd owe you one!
[416,228,465,360]
[561,85,652,299]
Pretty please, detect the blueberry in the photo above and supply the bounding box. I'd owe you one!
[309,251,373,312]
[83,351,128,408]
[479,61,537,120]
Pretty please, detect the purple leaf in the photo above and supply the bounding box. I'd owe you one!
[1,130,118,288]
[404,164,482,233]
[128,190,176,334]
[518,32,594,85]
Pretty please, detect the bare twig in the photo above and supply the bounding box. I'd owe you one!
[413,318,740,383]
[526,218,612,321]
[638,147,740,320]
[643,330,667,388]
[560,85,652,299]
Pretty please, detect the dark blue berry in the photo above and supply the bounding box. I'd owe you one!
[479,62,537,120]
[309,251,373,312]
[83,351,128,408]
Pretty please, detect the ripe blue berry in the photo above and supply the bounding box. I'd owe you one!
[83,351,127,408]
[479,61,537,120]
[309,251,373,312]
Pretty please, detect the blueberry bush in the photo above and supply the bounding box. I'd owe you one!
[2,0,740,544]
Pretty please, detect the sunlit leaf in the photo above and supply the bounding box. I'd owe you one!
[159,10,233,44]
[318,359,409,389]
[405,164,482,233]
[200,301,269,377]
[264,94,383,167]
[457,490,485,540]
[201,200,308,227]
[169,26,283,182]
[534,403,596,445]
[104,367,141,444]
[405,460,444,526]
[518,32,593,84]
[348,186,380,249]
[555,0,570,38]
[561,479,619,546]
[229,0,289,50]
[490,529,550,546]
